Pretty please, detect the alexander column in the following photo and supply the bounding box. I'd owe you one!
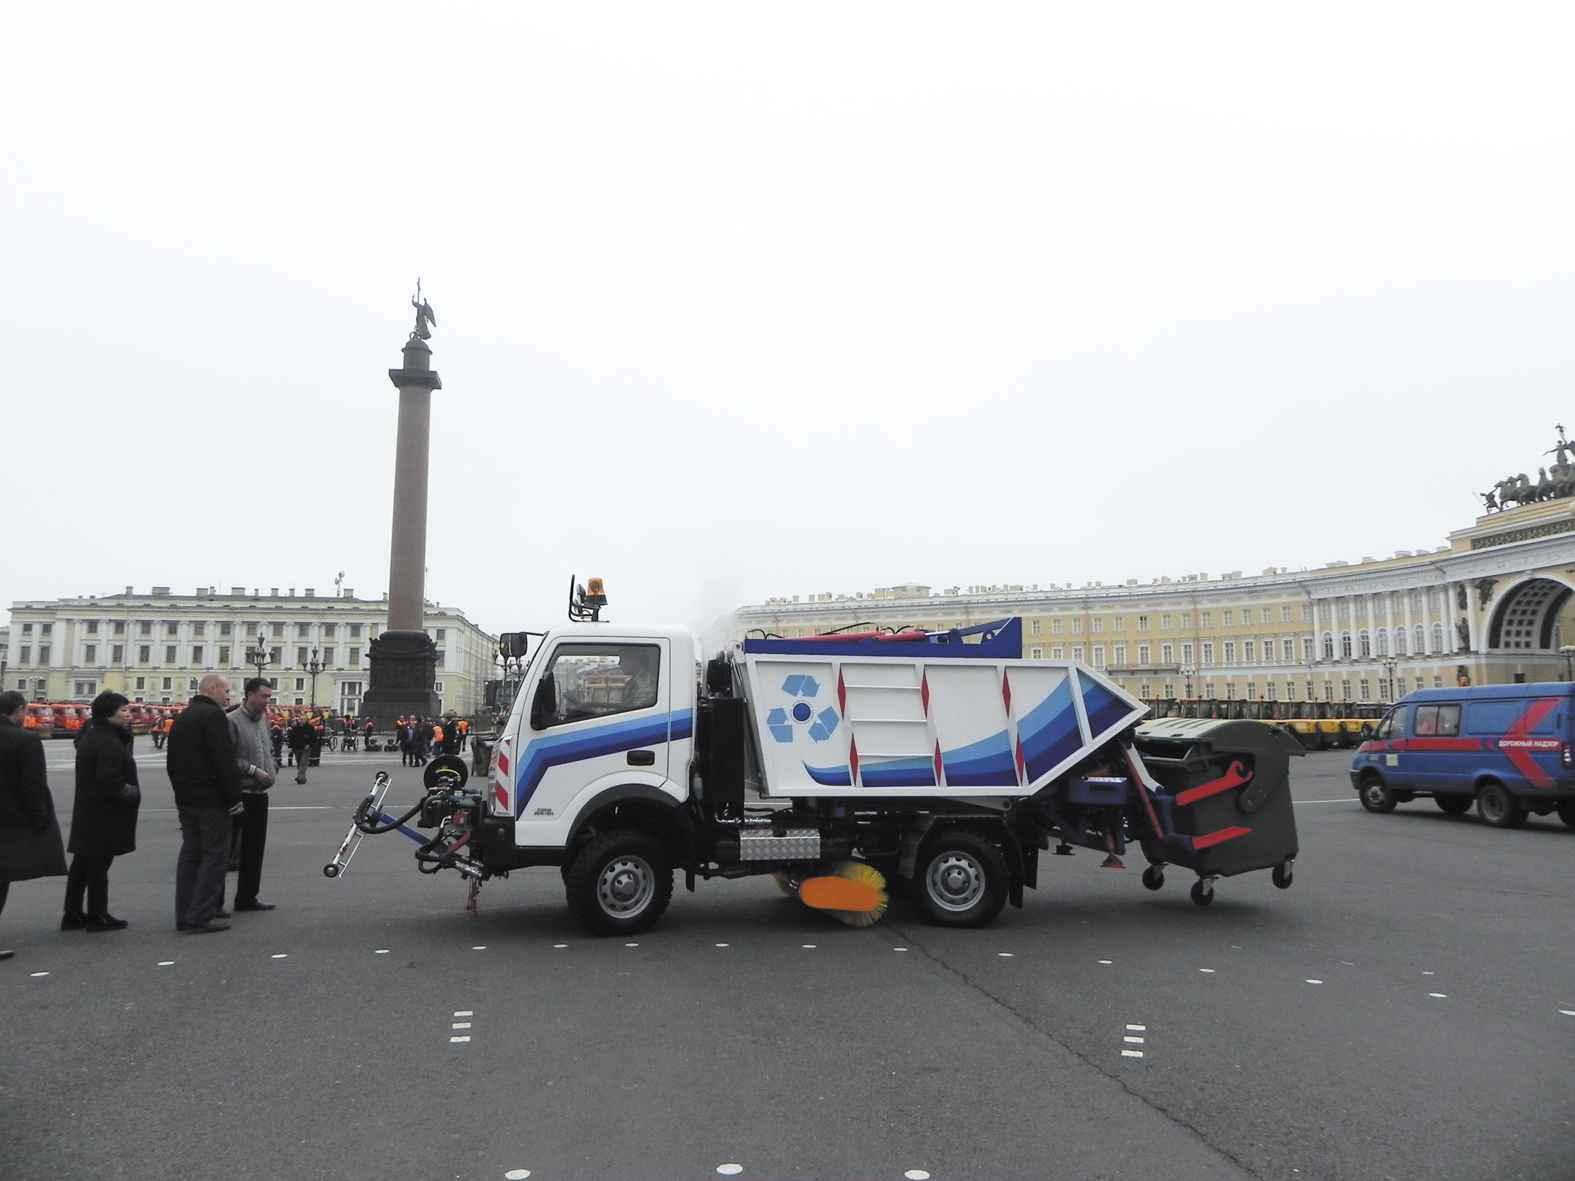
[363,289,445,726]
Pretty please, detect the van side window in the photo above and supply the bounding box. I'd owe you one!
[1435,704,1461,736]
[1414,706,1437,736]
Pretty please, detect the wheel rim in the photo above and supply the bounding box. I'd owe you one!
[1363,782,1386,807]
[596,855,655,918]
[1480,790,1504,821]
[926,852,985,912]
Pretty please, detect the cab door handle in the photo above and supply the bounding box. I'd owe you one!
[627,750,655,766]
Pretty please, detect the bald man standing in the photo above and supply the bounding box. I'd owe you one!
[167,675,244,933]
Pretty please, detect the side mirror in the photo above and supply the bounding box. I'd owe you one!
[529,671,557,731]
[500,632,528,660]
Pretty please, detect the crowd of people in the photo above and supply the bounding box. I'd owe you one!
[0,682,478,956]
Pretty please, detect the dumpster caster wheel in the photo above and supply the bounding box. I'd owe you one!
[1271,861,1293,889]
[323,863,340,879]
[1141,865,1165,891]
[1190,879,1214,907]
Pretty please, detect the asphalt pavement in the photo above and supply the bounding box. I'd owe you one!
[2,745,1572,1181]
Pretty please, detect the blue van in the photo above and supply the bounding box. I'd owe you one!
[1349,683,1575,829]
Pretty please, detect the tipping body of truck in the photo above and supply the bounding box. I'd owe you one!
[328,602,1303,933]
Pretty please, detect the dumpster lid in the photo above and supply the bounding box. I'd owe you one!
[1135,717,1305,755]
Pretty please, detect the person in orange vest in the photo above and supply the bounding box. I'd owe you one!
[456,717,469,752]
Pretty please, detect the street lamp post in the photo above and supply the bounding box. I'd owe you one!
[1180,663,1196,717]
[300,647,325,709]
[1381,656,1398,703]
[1561,644,1575,682]
[246,641,272,683]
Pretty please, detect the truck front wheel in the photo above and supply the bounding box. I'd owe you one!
[1358,775,1397,814]
[913,832,1008,928]
[565,831,674,936]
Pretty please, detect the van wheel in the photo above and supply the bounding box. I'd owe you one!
[565,831,673,936]
[1476,781,1527,829]
[1557,799,1575,830]
[913,831,1008,928]
[1434,795,1473,815]
[1358,775,1397,813]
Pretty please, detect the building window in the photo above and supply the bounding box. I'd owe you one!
[135,677,145,690]
[1432,623,1445,651]
[41,623,52,636]
[1279,607,1291,622]
[298,624,310,638]
[270,647,282,665]
[323,647,335,665]
[218,646,230,664]
[18,646,30,664]
[1246,682,1256,699]
[1030,619,1041,636]
[436,649,446,668]
[1030,646,1042,659]
[1181,614,1192,629]
[111,645,123,662]
[113,621,125,636]
[1138,615,1149,632]
[1201,613,1212,628]
[1051,646,1064,659]
[350,623,362,638]
[1242,641,1254,663]
[1140,683,1150,697]
[1358,679,1371,701]
[1071,619,1084,635]
[1138,644,1151,664]
[165,645,177,664]
[1340,632,1353,659]
[1182,643,1194,663]
[298,647,309,664]
[1092,646,1105,667]
[162,677,172,690]
[219,622,232,636]
[1224,683,1234,700]
[1283,638,1294,661]
[434,681,444,694]
[1266,681,1277,700]
[1161,614,1172,631]
[435,628,446,641]
[1092,618,1104,635]
[192,622,205,637]
[86,621,99,635]
[1204,683,1215,698]
[1051,619,1063,635]
[1223,641,1236,664]
[20,623,31,634]
[139,621,152,636]
[272,623,284,638]
[1112,617,1124,633]
[1341,679,1352,701]
[38,645,50,664]
[75,680,97,697]
[324,623,336,637]
[1222,611,1233,626]
[349,647,361,666]
[1113,644,1126,665]
[1162,683,1173,698]
[166,622,178,636]
[1375,629,1388,656]
[1395,629,1407,656]
[1161,643,1172,663]
[1305,637,1316,661]
[84,644,97,663]
[191,646,204,664]
[1072,645,1084,662]
[1202,642,1215,665]
[1433,676,1444,688]
[1359,629,1371,657]
[138,645,150,663]
[295,678,305,691]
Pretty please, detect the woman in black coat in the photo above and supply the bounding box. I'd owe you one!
[63,691,141,932]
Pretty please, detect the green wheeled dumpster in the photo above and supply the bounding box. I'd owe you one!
[1131,717,1304,906]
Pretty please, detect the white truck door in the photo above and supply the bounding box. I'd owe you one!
[509,637,674,844]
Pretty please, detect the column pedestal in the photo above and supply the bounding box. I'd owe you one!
[362,630,442,725]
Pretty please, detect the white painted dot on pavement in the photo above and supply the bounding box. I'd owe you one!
[906,1171,931,1180]
[717,1165,743,1176]
[802,944,816,949]
[157,961,175,967]
[473,946,487,951]
[454,1010,473,1017]
[1306,979,1323,985]
[1199,968,1216,973]
[1429,992,1448,998]
[450,1035,471,1043]
[1341,961,1354,966]
[553,944,567,949]
[1423,971,1434,975]
[504,1170,532,1180]
[1098,959,1112,965]
[375,949,389,955]
[625,942,638,948]
[715,943,729,947]
[271,954,288,960]
[998,952,1013,957]
[1127,1024,1146,1031]
[30,972,48,977]
[893,947,908,952]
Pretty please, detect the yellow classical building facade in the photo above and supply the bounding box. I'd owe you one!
[719,496,1575,707]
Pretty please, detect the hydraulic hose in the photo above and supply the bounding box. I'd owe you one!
[354,796,424,835]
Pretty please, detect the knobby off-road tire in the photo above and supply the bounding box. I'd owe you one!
[912,831,1008,928]
[565,830,674,936]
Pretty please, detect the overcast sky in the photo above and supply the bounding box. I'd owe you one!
[3,4,1571,639]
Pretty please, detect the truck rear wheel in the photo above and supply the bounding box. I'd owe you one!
[912,831,1008,928]
[565,831,673,936]
[1434,794,1473,815]
[1358,775,1397,814]
[1557,799,1575,830]
[1476,781,1527,829]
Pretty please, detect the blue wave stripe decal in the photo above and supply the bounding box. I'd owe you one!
[804,762,852,786]
[1079,673,1138,738]
[941,731,1017,786]
[513,709,691,817]
[860,756,936,788]
[1019,677,1082,781]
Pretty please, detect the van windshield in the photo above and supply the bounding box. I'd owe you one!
[1374,708,1402,740]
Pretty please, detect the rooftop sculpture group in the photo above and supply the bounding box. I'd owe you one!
[1481,427,1575,511]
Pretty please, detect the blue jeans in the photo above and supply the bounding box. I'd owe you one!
[175,805,231,926]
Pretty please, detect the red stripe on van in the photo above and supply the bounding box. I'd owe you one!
[1501,698,1560,789]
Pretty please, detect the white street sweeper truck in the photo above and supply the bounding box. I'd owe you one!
[327,581,1302,934]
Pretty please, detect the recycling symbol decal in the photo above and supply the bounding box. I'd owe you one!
[766,673,840,744]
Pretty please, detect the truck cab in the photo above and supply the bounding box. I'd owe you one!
[1350,683,1575,828]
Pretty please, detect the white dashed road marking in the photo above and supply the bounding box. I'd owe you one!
[1307,979,1323,985]
[30,972,48,977]
[1430,993,1448,998]
[906,1171,932,1180]
[271,954,288,960]
[1199,968,1215,973]
[716,1165,743,1176]
[451,1035,471,1043]
[504,1170,532,1179]
[1560,1010,1575,1017]
[375,949,389,955]
[158,961,174,967]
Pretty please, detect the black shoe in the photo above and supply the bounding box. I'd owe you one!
[295,775,306,784]
[214,909,231,919]
[227,859,241,872]
[85,914,129,932]
[233,900,276,911]
[182,920,230,934]
[61,911,88,931]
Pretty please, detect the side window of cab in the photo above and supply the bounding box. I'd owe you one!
[1374,707,1404,740]
[531,643,662,730]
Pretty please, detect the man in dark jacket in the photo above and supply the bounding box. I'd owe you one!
[287,718,315,784]
[0,690,69,959]
[167,676,244,933]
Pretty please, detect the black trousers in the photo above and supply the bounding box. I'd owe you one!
[175,805,231,926]
[232,794,268,906]
[0,879,8,917]
[65,854,115,915]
